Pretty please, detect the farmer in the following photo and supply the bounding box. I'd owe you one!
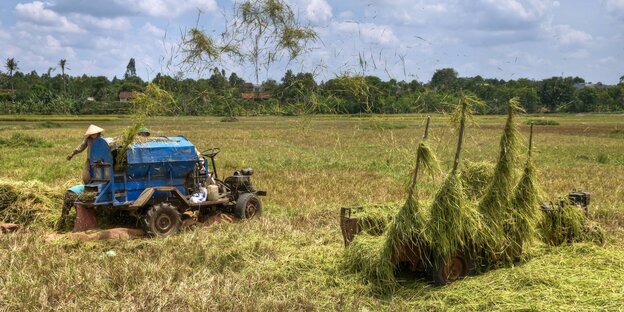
[66,124,104,184]
[137,127,150,137]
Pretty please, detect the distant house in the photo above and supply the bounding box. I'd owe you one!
[240,82,269,100]
[241,92,270,100]
[0,89,15,95]
[86,96,95,102]
[119,91,135,102]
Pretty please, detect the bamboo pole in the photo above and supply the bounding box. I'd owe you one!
[452,94,467,174]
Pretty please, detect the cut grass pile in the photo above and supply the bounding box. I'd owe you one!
[344,117,440,284]
[507,125,541,257]
[0,179,61,227]
[540,203,606,246]
[343,233,394,285]
[351,203,401,235]
[460,161,494,200]
[477,98,523,259]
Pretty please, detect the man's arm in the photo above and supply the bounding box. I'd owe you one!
[67,137,89,160]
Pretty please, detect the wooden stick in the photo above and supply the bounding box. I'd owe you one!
[407,116,433,198]
[452,93,467,174]
[528,122,534,157]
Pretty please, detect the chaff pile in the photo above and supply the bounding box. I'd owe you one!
[0,179,61,227]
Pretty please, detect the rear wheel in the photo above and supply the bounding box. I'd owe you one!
[430,251,475,286]
[142,202,181,237]
[234,193,262,219]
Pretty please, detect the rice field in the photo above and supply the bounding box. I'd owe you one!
[0,113,623,310]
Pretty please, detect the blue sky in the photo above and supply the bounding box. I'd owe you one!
[0,0,622,84]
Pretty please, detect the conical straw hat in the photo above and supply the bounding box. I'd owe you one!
[85,124,104,136]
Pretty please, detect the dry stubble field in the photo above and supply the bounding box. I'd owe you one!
[0,114,623,311]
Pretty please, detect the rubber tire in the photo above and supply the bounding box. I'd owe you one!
[429,250,475,286]
[142,202,181,237]
[234,193,262,219]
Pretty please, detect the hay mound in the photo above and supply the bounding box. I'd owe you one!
[508,158,541,255]
[0,179,61,227]
[540,204,585,245]
[427,173,483,261]
[351,203,401,236]
[478,98,523,256]
[343,233,394,285]
[460,161,494,200]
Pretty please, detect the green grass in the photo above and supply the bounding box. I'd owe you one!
[0,114,623,310]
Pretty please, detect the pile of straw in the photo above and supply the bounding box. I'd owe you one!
[0,179,60,227]
[507,124,541,258]
[460,161,494,200]
[477,98,523,259]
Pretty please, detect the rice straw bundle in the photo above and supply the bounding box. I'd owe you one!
[478,97,523,257]
[508,124,541,257]
[427,93,484,263]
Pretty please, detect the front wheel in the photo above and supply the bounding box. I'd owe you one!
[234,193,262,219]
[142,202,181,237]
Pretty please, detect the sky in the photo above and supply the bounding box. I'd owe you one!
[0,0,623,84]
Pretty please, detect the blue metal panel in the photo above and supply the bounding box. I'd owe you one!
[126,136,197,164]
[85,135,199,208]
[90,137,114,164]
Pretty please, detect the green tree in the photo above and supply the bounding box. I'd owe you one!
[430,68,458,91]
[5,58,18,90]
[59,59,68,93]
[125,58,137,79]
[539,77,575,112]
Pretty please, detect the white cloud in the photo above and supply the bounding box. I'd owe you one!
[334,22,399,46]
[604,0,624,19]
[141,22,165,38]
[565,49,589,59]
[120,0,217,18]
[306,0,332,22]
[599,56,616,64]
[545,24,593,45]
[15,1,83,33]
[72,14,131,31]
[480,0,554,22]
[365,0,448,26]
[604,0,624,11]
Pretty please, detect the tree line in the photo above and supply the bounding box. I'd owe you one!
[1,60,622,116]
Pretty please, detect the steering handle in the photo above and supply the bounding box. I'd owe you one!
[202,147,221,158]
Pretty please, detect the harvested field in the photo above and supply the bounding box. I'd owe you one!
[0,114,623,310]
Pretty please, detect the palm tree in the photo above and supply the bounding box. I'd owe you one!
[59,59,67,92]
[5,58,18,90]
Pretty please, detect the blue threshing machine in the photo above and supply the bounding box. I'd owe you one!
[66,135,265,236]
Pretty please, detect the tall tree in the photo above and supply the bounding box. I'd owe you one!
[125,58,137,79]
[5,58,18,90]
[430,68,458,91]
[59,59,67,92]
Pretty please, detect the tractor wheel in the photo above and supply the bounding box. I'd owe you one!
[142,202,181,237]
[234,193,262,219]
[429,251,475,286]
